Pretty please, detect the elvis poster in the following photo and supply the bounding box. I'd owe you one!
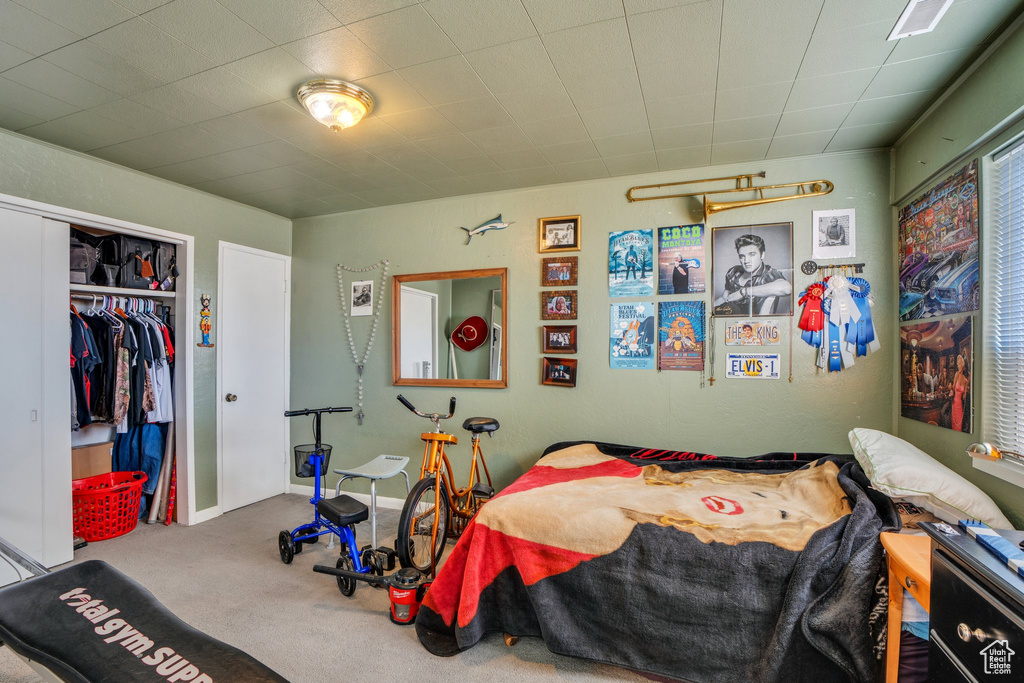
[658,301,705,371]
[609,229,654,297]
[657,224,705,294]
[610,302,655,369]
[723,319,781,346]
[897,159,979,321]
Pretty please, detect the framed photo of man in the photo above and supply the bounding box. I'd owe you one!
[812,208,856,260]
[541,256,578,286]
[542,357,577,387]
[711,223,794,317]
[541,290,577,320]
[538,215,581,252]
[542,325,577,353]
[350,280,374,316]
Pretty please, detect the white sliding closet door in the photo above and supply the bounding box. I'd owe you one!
[0,208,71,567]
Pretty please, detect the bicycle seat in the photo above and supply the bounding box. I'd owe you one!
[462,417,499,434]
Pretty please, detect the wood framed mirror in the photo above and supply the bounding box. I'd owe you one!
[392,267,508,388]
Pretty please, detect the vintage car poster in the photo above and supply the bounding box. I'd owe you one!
[725,353,781,380]
[657,224,705,294]
[724,319,781,346]
[898,159,979,321]
[609,229,654,297]
[610,302,655,369]
[900,316,973,432]
[658,301,705,371]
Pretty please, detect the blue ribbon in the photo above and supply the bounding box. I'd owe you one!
[849,278,875,357]
[801,328,822,347]
[822,298,842,371]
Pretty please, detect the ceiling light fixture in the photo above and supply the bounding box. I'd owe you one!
[297,79,374,132]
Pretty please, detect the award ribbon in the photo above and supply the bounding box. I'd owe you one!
[847,277,880,356]
[821,297,843,372]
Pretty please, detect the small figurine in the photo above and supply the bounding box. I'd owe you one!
[198,293,214,347]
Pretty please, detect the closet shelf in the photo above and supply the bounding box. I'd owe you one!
[70,284,177,299]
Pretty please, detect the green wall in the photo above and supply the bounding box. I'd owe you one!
[291,150,894,500]
[893,22,1024,528]
[0,129,292,511]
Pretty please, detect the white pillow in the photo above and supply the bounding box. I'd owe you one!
[849,428,1013,529]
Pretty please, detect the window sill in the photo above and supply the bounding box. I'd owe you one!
[972,456,1024,489]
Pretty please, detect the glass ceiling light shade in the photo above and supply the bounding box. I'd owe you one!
[296,79,374,132]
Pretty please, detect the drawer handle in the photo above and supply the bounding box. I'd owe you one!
[956,623,987,643]
[904,576,914,589]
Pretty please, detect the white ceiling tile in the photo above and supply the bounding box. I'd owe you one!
[89,142,158,169]
[415,132,482,160]
[443,155,502,175]
[177,67,278,113]
[651,122,713,150]
[562,72,643,112]
[889,0,1016,63]
[629,1,722,98]
[348,5,459,69]
[20,118,107,151]
[89,98,183,136]
[385,182,441,202]
[44,41,164,97]
[624,0,710,14]
[189,176,265,198]
[464,124,533,154]
[603,151,659,176]
[130,83,229,123]
[798,21,897,79]
[146,126,237,159]
[578,102,649,138]
[436,96,514,133]
[543,17,637,84]
[143,0,274,63]
[844,90,934,128]
[290,159,357,183]
[766,130,836,159]
[316,193,374,212]
[646,94,715,129]
[825,120,907,152]
[656,144,711,171]
[466,171,519,192]
[112,0,172,12]
[398,55,491,106]
[775,102,854,136]
[814,0,906,34]
[147,157,236,184]
[521,0,623,33]
[537,139,600,165]
[785,68,877,111]
[281,27,391,82]
[715,81,793,121]
[4,59,119,109]
[379,108,460,141]
[226,48,316,101]
[318,0,419,24]
[14,0,134,35]
[286,129,363,158]
[237,101,324,139]
[117,134,194,167]
[0,39,32,70]
[371,141,434,166]
[493,83,577,124]
[399,158,460,181]
[0,76,80,121]
[465,37,560,94]
[333,115,408,149]
[353,71,429,116]
[593,131,654,157]
[519,113,589,147]
[0,101,44,129]
[90,19,215,82]
[713,114,781,144]
[216,0,341,45]
[195,114,279,147]
[553,158,608,181]
[861,48,971,99]
[52,110,145,147]
[717,0,820,89]
[424,0,536,52]
[202,148,280,174]
[507,165,563,187]
[710,138,771,165]
[489,147,548,171]
[352,188,402,206]
[247,139,318,165]
[425,175,475,195]
[0,0,80,55]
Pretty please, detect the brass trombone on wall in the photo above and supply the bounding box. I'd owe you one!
[626,172,835,220]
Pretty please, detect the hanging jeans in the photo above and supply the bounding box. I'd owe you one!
[113,423,166,495]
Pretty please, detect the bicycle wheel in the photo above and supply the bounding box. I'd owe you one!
[397,476,449,573]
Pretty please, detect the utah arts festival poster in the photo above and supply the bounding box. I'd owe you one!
[609,229,654,297]
[658,224,705,294]
[610,302,655,369]
[658,301,705,371]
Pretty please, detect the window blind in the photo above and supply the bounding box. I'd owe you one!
[985,140,1024,457]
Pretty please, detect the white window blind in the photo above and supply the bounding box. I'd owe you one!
[985,141,1024,458]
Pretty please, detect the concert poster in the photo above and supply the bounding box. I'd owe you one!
[610,302,655,369]
[658,301,705,371]
[657,224,705,294]
[609,229,654,297]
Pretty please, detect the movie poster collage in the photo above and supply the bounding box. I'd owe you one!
[898,159,979,433]
[539,215,580,387]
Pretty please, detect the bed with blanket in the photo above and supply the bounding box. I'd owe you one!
[415,441,899,683]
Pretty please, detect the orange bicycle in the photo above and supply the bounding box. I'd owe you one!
[395,395,497,575]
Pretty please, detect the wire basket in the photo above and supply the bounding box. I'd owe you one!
[72,472,147,542]
[293,444,332,478]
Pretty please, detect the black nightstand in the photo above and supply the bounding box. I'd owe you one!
[920,522,1024,681]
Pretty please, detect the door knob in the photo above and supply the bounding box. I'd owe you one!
[225,393,238,402]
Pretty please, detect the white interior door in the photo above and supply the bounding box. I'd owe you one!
[218,243,289,513]
[401,286,438,378]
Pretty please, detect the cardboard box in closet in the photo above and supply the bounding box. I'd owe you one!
[72,442,113,480]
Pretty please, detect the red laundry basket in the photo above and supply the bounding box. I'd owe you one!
[72,472,148,541]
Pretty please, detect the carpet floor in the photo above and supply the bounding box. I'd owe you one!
[1,494,646,682]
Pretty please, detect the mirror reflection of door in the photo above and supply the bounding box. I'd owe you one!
[400,286,438,379]
[489,289,502,381]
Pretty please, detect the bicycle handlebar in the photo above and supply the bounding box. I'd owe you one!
[284,406,353,417]
[396,394,456,421]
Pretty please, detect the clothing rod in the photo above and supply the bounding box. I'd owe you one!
[70,293,167,301]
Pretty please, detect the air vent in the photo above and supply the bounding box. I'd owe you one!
[887,0,955,40]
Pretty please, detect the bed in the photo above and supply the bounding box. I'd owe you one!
[415,441,899,683]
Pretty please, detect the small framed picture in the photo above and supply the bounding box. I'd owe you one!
[541,290,577,320]
[539,215,581,252]
[541,256,578,286]
[542,325,577,354]
[351,280,373,316]
[812,208,856,260]
[542,357,577,387]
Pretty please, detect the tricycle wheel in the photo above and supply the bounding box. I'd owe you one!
[278,530,294,564]
[336,555,356,597]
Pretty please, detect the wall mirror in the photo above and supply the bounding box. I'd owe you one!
[393,268,508,388]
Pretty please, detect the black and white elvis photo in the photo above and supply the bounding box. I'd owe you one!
[711,223,793,318]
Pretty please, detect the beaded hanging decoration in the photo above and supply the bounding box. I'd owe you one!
[337,260,389,425]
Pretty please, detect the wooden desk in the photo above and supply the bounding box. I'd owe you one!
[880,532,932,683]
